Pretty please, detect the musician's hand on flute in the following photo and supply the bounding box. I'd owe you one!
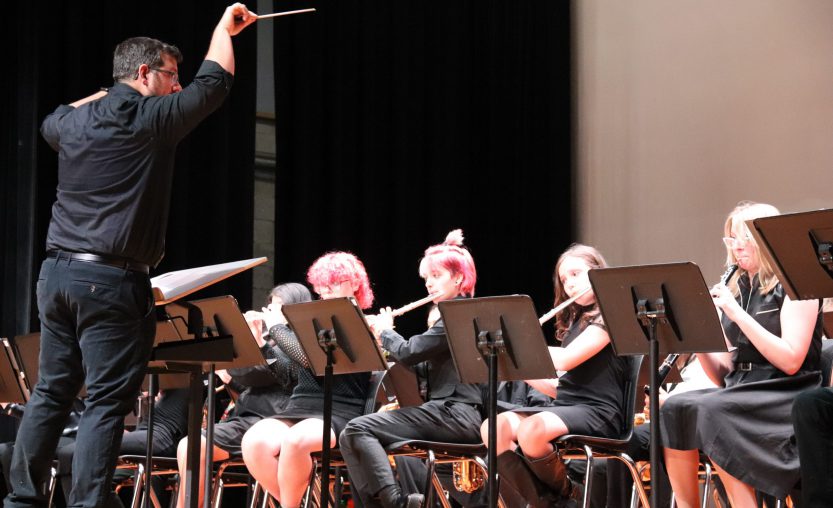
[710,283,743,322]
[371,307,395,335]
[261,302,287,329]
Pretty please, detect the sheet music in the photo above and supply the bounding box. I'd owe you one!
[151,257,267,305]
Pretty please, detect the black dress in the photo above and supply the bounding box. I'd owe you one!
[266,324,371,437]
[659,275,823,499]
[513,314,629,439]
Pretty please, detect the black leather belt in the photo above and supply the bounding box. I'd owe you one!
[47,251,150,275]
[734,361,773,372]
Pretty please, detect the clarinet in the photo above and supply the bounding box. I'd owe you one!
[646,263,739,393]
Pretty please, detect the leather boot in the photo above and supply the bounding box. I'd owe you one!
[495,450,563,508]
[521,448,573,497]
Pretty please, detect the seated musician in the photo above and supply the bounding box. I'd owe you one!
[482,243,628,508]
[660,201,823,507]
[174,282,310,507]
[241,253,375,508]
[339,229,483,508]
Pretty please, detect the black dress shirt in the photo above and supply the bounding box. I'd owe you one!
[40,60,233,267]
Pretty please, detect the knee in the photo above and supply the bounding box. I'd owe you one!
[516,417,550,451]
[338,416,373,451]
[241,425,275,462]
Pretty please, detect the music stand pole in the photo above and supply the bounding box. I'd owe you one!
[438,296,558,508]
[636,301,663,508]
[282,298,389,508]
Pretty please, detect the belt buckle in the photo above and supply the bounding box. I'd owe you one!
[738,362,752,371]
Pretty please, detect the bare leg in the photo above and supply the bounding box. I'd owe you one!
[516,412,568,459]
[480,412,524,455]
[710,460,758,508]
[277,418,335,508]
[663,448,700,508]
[241,419,292,501]
[175,435,230,508]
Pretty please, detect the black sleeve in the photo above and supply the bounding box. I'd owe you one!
[270,324,311,369]
[380,321,448,366]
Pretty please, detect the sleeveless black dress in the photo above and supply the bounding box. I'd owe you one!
[659,275,823,499]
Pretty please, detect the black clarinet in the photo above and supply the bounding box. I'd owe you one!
[646,263,739,393]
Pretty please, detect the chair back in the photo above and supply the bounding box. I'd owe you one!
[820,339,833,387]
[617,355,644,440]
[363,370,389,415]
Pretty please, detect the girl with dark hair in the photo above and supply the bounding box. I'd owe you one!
[482,243,629,507]
[174,282,311,508]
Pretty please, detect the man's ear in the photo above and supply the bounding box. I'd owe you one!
[136,64,150,83]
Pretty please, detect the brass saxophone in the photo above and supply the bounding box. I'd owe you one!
[452,460,486,493]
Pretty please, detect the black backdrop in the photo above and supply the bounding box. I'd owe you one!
[1,0,257,337]
[271,0,573,334]
[2,1,573,340]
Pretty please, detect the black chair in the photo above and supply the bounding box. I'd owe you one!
[555,355,649,508]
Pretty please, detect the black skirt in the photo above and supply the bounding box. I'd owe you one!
[513,401,621,439]
[659,370,821,499]
[269,398,365,437]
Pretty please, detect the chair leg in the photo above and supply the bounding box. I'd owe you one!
[609,454,649,508]
[47,464,58,508]
[212,480,224,508]
[581,445,594,508]
[701,461,712,508]
[132,464,146,508]
[424,449,437,508]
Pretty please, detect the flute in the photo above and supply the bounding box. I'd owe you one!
[538,286,592,325]
[390,292,444,317]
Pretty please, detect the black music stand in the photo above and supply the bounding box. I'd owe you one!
[438,295,557,508]
[151,295,266,508]
[746,208,833,301]
[588,262,726,508]
[282,297,388,508]
[0,337,27,404]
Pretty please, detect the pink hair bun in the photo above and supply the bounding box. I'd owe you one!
[444,229,465,247]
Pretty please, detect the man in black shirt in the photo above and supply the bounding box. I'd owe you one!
[6,4,256,507]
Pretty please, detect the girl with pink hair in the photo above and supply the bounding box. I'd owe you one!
[339,230,483,508]
[241,251,375,508]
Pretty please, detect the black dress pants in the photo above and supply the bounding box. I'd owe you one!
[6,258,156,508]
[339,400,482,508]
[793,386,833,508]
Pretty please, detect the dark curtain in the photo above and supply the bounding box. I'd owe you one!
[0,0,257,339]
[273,1,573,334]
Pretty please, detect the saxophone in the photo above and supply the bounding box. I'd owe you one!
[452,460,486,493]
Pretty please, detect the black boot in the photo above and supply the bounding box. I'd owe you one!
[521,448,572,496]
[376,484,425,508]
[496,450,564,508]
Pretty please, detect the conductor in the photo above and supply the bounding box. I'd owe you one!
[5,4,256,507]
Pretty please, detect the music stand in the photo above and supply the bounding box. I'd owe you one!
[588,262,726,508]
[0,337,27,404]
[151,295,266,508]
[438,295,557,508]
[282,297,388,508]
[746,208,833,301]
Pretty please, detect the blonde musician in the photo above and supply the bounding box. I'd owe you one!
[240,252,375,508]
[481,244,629,507]
[660,202,823,507]
[339,230,482,508]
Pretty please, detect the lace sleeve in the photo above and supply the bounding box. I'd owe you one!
[270,324,311,369]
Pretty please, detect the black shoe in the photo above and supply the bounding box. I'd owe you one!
[401,493,424,508]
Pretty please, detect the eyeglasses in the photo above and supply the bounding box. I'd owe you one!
[314,280,350,295]
[150,67,179,85]
[722,236,752,248]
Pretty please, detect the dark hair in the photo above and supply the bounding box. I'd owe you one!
[552,243,607,341]
[267,283,313,306]
[112,37,183,82]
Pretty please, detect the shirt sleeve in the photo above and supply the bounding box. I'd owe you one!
[40,105,76,152]
[144,60,234,143]
[380,322,449,366]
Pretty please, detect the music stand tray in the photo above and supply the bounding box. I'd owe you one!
[282,297,388,508]
[588,262,726,507]
[438,295,557,508]
[747,208,833,301]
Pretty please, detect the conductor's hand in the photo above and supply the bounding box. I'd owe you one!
[222,3,257,36]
